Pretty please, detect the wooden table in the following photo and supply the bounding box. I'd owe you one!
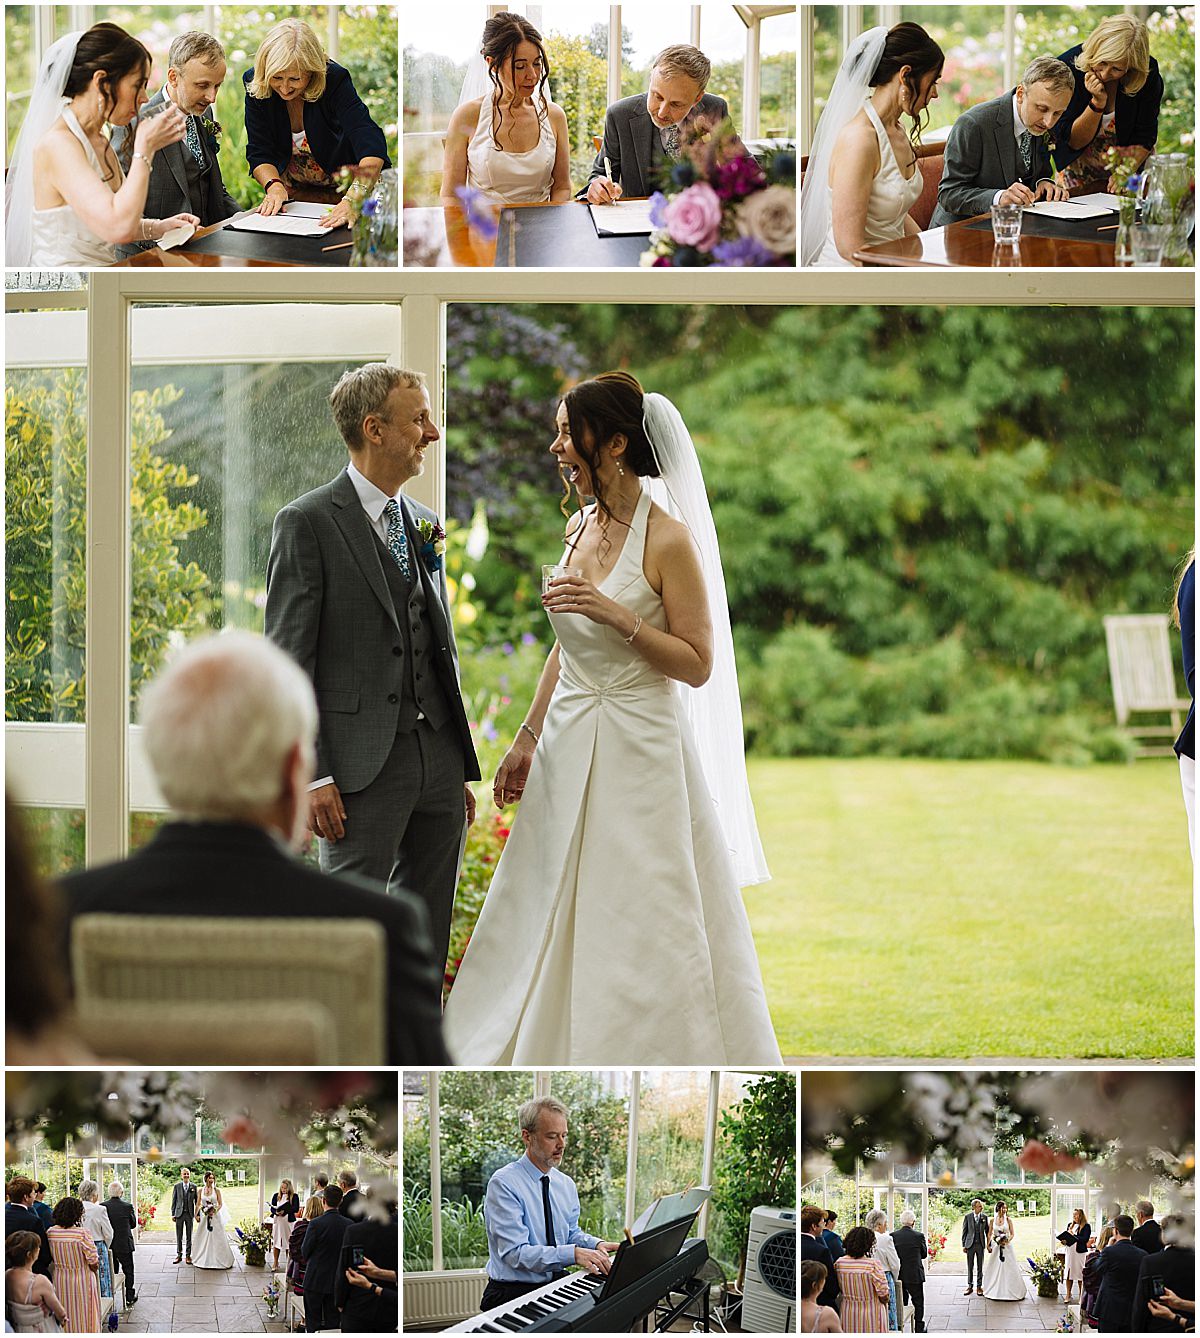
[115,215,354,268]
[404,200,650,268]
[856,212,1125,267]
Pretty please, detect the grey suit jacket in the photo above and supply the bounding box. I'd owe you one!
[584,92,732,198]
[112,89,240,255]
[171,1181,197,1220]
[264,468,480,796]
[930,92,1055,229]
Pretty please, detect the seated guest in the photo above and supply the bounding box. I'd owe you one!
[802,1206,840,1310]
[337,1171,363,1221]
[834,1226,890,1333]
[30,1184,54,1232]
[60,632,449,1067]
[6,796,93,1064]
[585,45,735,204]
[4,22,198,266]
[441,12,571,207]
[334,1193,398,1333]
[287,1195,325,1298]
[1094,1215,1146,1333]
[243,17,389,229]
[112,31,241,256]
[1132,1214,1195,1333]
[930,56,1074,228]
[800,22,944,266]
[104,1181,138,1305]
[300,1183,351,1333]
[6,1178,51,1276]
[1053,15,1163,192]
[1132,1201,1165,1254]
[5,1231,68,1331]
[480,1097,618,1314]
[47,1197,101,1334]
[801,1261,844,1333]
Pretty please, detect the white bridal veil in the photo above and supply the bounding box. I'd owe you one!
[799,25,889,266]
[4,30,85,266]
[642,393,771,889]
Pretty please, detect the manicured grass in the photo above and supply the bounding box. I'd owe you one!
[745,758,1194,1059]
[141,1183,261,1234]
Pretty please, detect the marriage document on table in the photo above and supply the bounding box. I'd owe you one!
[590,199,657,236]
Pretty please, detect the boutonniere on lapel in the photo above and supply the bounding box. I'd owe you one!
[416,516,447,573]
[201,117,222,149]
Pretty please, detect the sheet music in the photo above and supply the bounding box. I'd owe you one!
[1023,199,1112,219]
[630,1186,710,1236]
[591,200,657,235]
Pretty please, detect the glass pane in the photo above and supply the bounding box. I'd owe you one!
[892,1160,925,1183]
[760,11,797,140]
[992,1143,1020,1186]
[897,6,1008,137]
[542,4,611,190]
[5,5,35,160]
[401,8,478,208]
[14,808,86,878]
[548,1072,629,1242]
[812,6,840,129]
[700,6,748,134]
[893,1187,924,1230]
[634,1071,708,1209]
[709,1071,783,1274]
[621,6,694,100]
[402,1073,433,1271]
[100,6,209,71]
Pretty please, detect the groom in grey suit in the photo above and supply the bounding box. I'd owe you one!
[585,44,736,204]
[265,365,480,983]
[171,1169,198,1264]
[112,31,240,257]
[930,56,1075,228]
[962,1199,990,1295]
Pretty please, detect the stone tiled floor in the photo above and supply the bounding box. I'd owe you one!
[920,1270,1082,1332]
[114,1238,291,1333]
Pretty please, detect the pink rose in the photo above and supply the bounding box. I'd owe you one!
[1016,1139,1084,1174]
[664,183,724,251]
[222,1116,263,1147]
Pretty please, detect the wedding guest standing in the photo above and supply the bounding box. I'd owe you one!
[30,1184,54,1232]
[5,1232,68,1332]
[801,23,944,266]
[1094,1215,1145,1333]
[1053,15,1163,192]
[243,17,388,229]
[78,1180,115,1303]
[441,12,571,207]
[822,1209,846,1263]
[802,1208,840,1311]
[270,1179,301,1271]
[104,1181,138,1305]
[865,1210,901,1330]
[4,22,198,266]
[47,1198,101,1334]
[288,1195,325,1298]
[300,1184,352,1333]
[892,1211,928,1333]
[1062,1207,1091,1306]
[834,1227,890,1333]
[801,1262,844,1333]
[5,1179,51,1276]
[1131,1201,1164,1254]
[1174,552,1195,859]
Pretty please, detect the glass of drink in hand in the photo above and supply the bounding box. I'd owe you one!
[542,564,582,596]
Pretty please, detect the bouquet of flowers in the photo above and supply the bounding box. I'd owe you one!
[993,1226,1010,1261]
[1028,1249,1063,1298]
[135,1200,156,1231]
[234,1219,272,1266]
[642,122,795,267]
[204,1202,216,1231]
[261,1280,281,1318]
[1055,1311,1078,1333]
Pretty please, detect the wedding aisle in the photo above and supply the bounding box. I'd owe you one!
[112,1239,287,1334]
[922,1266,1079,1332]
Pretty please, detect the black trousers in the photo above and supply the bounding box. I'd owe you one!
[965,1243,985,1289]
[303,1288,334,1332]
[480,1273,567,1313]
[900,1276,925,1332]
[111,1248,135,1296]
[174,1215,193,1257]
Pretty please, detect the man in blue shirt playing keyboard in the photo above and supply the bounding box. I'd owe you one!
[480,1096,619,1314]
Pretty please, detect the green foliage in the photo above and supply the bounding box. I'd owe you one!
[711,1074,797,1289]
[545,33,609,186]
[5,371,215,725]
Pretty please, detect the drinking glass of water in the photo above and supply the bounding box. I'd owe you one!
[1130,223,1168,267]
[542,564,582,596]
[990,203,1023,246]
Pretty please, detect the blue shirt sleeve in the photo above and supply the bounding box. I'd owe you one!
[486,1172,576,1274]
[561,1178,599,1251]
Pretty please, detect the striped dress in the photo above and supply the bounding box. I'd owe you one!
[834,1255,890,1333]
[47,1226,100,1334]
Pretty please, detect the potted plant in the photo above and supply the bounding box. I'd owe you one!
[1028,1249,1063,1299]
[234,1219,272,1268]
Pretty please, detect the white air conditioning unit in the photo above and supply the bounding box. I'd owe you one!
[742,1206,796,1332]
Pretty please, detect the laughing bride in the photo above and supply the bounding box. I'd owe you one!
[443,371,781,1065]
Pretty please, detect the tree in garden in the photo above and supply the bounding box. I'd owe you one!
[710,1073,796,1290]
[5,372,214,725]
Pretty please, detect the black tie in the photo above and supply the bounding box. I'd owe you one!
[540,1175,556,1247]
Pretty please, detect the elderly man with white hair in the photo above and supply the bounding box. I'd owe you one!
[892,1210,928,1333]
[104,1181,138,1305]
[60,630,449,1065]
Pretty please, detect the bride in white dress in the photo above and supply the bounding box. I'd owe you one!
[440,12,571,207]
[443,372,781,1065]
[982,1202,1027,1301]
[800,23,944,267]
[191,1175,234,1270]
[5,23,198,267]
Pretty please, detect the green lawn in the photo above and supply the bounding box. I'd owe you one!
[746,758,1194,1059]
[141,1183,261,1235]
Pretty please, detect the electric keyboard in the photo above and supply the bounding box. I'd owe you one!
[449,1236,709,1332]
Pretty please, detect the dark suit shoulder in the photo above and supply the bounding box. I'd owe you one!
[279,473,346,520]
[608,93,649,119]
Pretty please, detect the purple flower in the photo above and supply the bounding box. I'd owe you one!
[454,185,500,241]
[712,155,766,200]
[362,197,379,217]
[482,719,498,742]
[501,641,514,656]
[711,236,776,267]
[521,631,537,646]
[648,191,670,228]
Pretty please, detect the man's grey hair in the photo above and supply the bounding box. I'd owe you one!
[1021,55,1075,96]
[169,31,226,71]
[108,1181,124,1197]
[78,1179,99,1203]
[329,363,425,450]
[971,1199,984,1207]
[1136,1199,1155,1218]
[338,1169,357,1188]
[899,1209,916,1226]
[140,631,317,822]
[864,1209,887,1230]
[519,1096,568,1134]
[652,44,711,93]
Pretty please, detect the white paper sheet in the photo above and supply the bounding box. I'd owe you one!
[1068,192,1123,212]
[1023,199,1112,219]
[157,221,196,251]
[228,202,333,237]
[590,199,657,235]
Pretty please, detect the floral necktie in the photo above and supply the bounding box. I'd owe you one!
[383,499,411,579]
[185,115,205,166]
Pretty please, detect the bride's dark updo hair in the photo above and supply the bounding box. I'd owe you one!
[63,22,151,117]
[869,22,944,147]
[561,371,660,557]
[480,11,551,150]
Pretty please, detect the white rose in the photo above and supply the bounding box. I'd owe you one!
[736,185,796,256]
